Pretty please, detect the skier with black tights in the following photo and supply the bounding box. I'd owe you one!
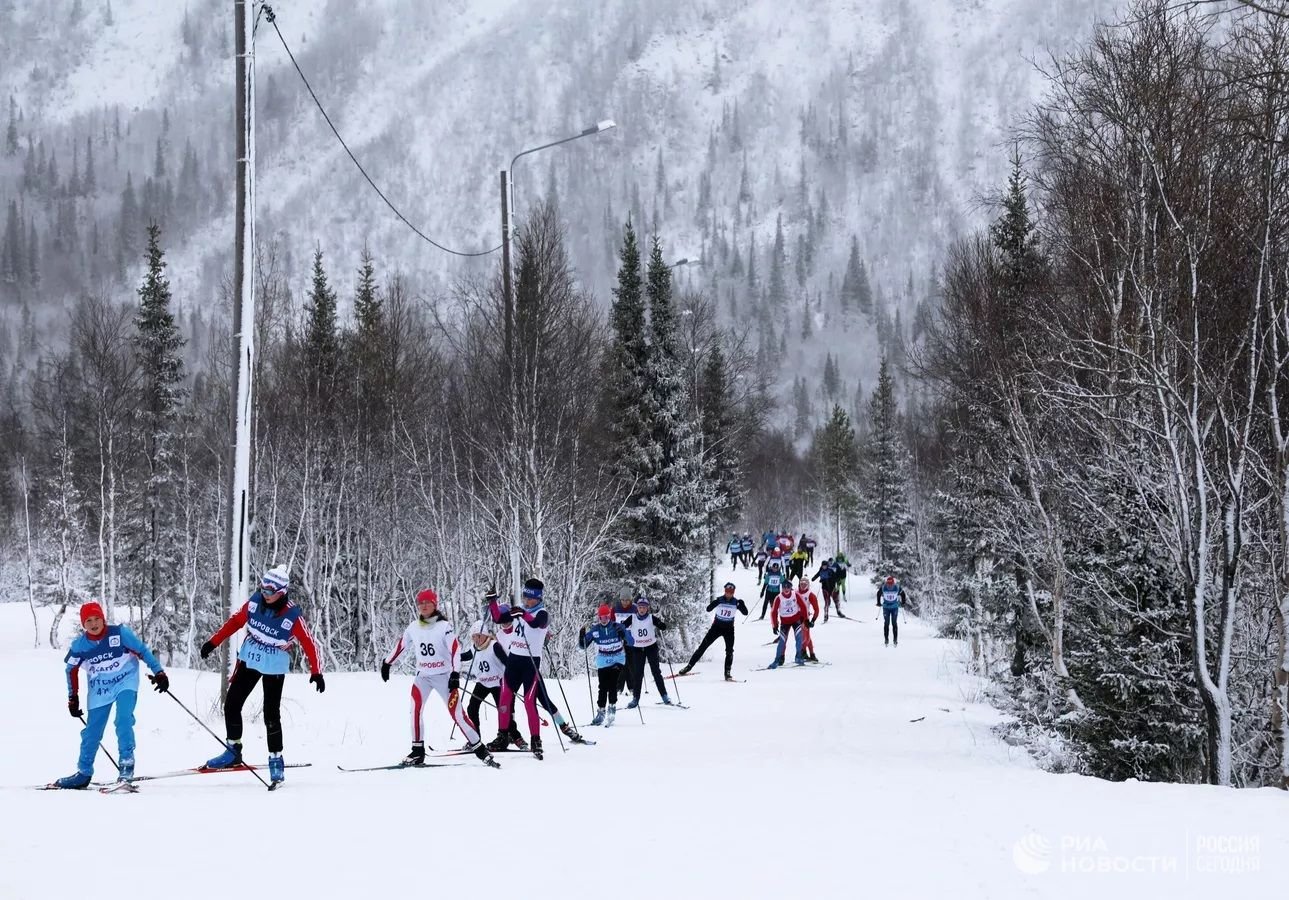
[579,604,629,726]
[623,595,673,707]
[759,559,787,619]
[877,576,908,647]
[677,581,747,681]
[200,565,324,786]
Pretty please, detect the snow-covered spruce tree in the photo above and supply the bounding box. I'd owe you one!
[699,340,743,531]
[861,356,916,588]
[132,222,186,646]
[810,404,859,556]
[631,238,714,646]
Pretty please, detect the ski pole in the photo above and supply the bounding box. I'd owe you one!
[163,692,271,790]
[583,646,596,719]
[450,597,493,741]
[76,714,121,773]
[534,665,567,754]
[664,655,682,705]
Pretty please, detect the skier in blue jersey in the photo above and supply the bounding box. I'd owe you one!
[53,601,169,789]
[677,582,748,681]
[579,604,629,725]
[877,575,908,646]
[199,565,324,784]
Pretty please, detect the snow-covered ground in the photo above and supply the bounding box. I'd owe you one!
[1,564,1283,899]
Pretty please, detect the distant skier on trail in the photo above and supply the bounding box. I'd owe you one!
[727,533,742,568]
[677,581,748,681]
[794,577,822,662]
[754,544,769,582]
[801,533,817,566]
[812,558,846,622]
[877,576,907,647]
[52,601,169,789]
[739,533,755,568]
[832,552,850,606]
[199,565,324,786]
[623,595,674,707]
[752,554,783,616]
[768,577,811,669]
[579,604,629,726]
[788,546,808,580]
[380,588,497,768]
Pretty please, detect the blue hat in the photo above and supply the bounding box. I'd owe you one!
[522,577,544,601]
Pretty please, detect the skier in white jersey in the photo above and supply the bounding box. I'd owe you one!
[460,617,526,750]
[623,595,674,707]
[488,578,550,759]
[381,589,497,767]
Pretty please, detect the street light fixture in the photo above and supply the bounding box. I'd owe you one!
[498,118,617,606]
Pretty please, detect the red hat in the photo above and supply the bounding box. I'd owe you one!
[885,576,896,586]
[416,589,439,606]
[596,604,612,618]
[79,602,105,626]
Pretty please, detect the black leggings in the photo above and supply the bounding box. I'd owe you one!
[627,644,667,698]
[687,623,735,674]
[469,682,521,740]
[596,664,623,707]
[225,662,285,752]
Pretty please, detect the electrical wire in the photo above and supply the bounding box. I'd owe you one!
[263,5,500,258]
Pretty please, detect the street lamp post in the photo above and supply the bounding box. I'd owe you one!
[499,119,617,606]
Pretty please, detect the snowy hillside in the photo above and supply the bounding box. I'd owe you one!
[0,0,1118,409]
[0,563,1281,899]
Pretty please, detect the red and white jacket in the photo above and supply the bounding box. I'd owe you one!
[771,587,815,629]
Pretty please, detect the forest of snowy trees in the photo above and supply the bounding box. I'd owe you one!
[3,0,1289,794]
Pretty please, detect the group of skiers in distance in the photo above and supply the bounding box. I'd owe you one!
[50,539,909,791]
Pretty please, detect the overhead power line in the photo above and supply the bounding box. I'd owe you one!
[262,5,500,258]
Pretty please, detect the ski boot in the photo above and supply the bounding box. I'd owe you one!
[724,674,737,682]
[677,665,692,676]
[606,705,616,727]
[625,695,640,710]
[807,652,819,663]
[660,694,674,706]
[794,654,807,666]
[560,722,583,742]
[466,741,500,768]
[767,658,781,670]
[530,735,544,761]
[402,743,426,767]
[590,708,605,726]
[268,754,285,785]
[53,770,92,790]
[487,733,512,752]
[509,729,528,751]
[836,611,847,619]
[117,757,135,782]
[204,741,243,770]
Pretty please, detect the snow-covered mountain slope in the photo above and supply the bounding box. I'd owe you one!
[1,0,1119,402]
[0,563,1281,899]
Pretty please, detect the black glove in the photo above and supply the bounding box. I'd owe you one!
[200,640,215,660]
[448,672,460,691]
[578,626,587,641]
[68,696,82,718]
[380,662,390,682]
[310,673,326,693]
[149,672,170,693]
[809,618,816,628]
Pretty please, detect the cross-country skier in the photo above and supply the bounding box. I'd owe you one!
[461,627,525,749]
[380,589,496,767]
[833,552,850,605]
[794,577,822,662]
[579,604,629,725]
[200,565,323,786]
[776,531,795,557]
[677,582,748,681]
[758,558,787,619]
[768,578,811,669]
[488,578,550,759]
[811,558,846,622]
[623,595,673,707]
[727,533,742,568]
[877,576,908,647]
[801,533,817,567]
[52,602,169,789]
[754,545,769,582]
[789,546,808,580]
[612,590,636,696]
[739,533,755,568]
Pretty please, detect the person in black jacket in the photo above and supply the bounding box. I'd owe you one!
[677,582,748,681]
